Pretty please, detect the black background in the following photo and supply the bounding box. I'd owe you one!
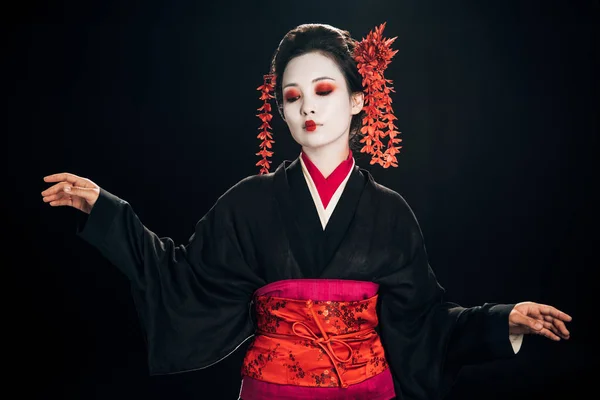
[7,0,596,399]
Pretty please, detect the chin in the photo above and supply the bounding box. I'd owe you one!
[302,139,335,151]
[292,130,349,151]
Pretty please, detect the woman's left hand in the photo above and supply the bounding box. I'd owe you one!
[509,301,572,340]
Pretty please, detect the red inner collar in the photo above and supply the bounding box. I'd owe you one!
[301,151,354,209]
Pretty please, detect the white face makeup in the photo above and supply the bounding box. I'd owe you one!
[281,52,363,152]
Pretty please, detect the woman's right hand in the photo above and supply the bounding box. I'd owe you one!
[41,173,101,214]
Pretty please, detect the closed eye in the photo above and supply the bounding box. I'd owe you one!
[284,88,301,103]
[285,95,300,103]
[315,82,336,96]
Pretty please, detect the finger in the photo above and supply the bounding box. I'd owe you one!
[49,196,74,207]
[43,173,95,189]
[538,327,561,341]
[42,191,69,203]
[65,186,98,203]
[41,181,73,197]
[536,318,568,341]
[43,173,81,183]
[551,318,571,338]
[538,305,572,321]
[541,315,571,339]
[543,321,564,338]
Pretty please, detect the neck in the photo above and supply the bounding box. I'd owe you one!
[302,139,350,178]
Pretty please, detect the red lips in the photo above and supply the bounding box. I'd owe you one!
[305,120,317,132]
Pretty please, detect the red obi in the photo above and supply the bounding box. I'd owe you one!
[241,281,390,390]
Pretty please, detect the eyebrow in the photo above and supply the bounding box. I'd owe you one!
[283,76,335,89]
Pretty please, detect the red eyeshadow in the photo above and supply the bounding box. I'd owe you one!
[315,82,336,93]
[284,88,300,100]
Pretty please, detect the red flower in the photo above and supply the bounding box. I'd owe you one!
[256,74,277,174]
[354,22,401,168]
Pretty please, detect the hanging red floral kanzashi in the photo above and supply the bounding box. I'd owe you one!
[354,22,402,168]
[256,74,276,175]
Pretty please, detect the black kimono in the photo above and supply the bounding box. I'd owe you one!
[76,157,517,400]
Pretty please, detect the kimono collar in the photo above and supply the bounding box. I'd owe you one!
[300,150,354,209]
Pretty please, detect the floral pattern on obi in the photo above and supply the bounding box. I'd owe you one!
[242,293,388,388]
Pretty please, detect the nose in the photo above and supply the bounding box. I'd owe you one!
[300,96,316,116]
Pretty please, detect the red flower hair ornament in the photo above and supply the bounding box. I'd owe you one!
[256,23,401,174]
[256,73,276,175]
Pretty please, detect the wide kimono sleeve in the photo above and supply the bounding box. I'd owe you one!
[375,193,517,400]
[75,186,263,375]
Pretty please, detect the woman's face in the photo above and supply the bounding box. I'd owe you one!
[281,52,363,151]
